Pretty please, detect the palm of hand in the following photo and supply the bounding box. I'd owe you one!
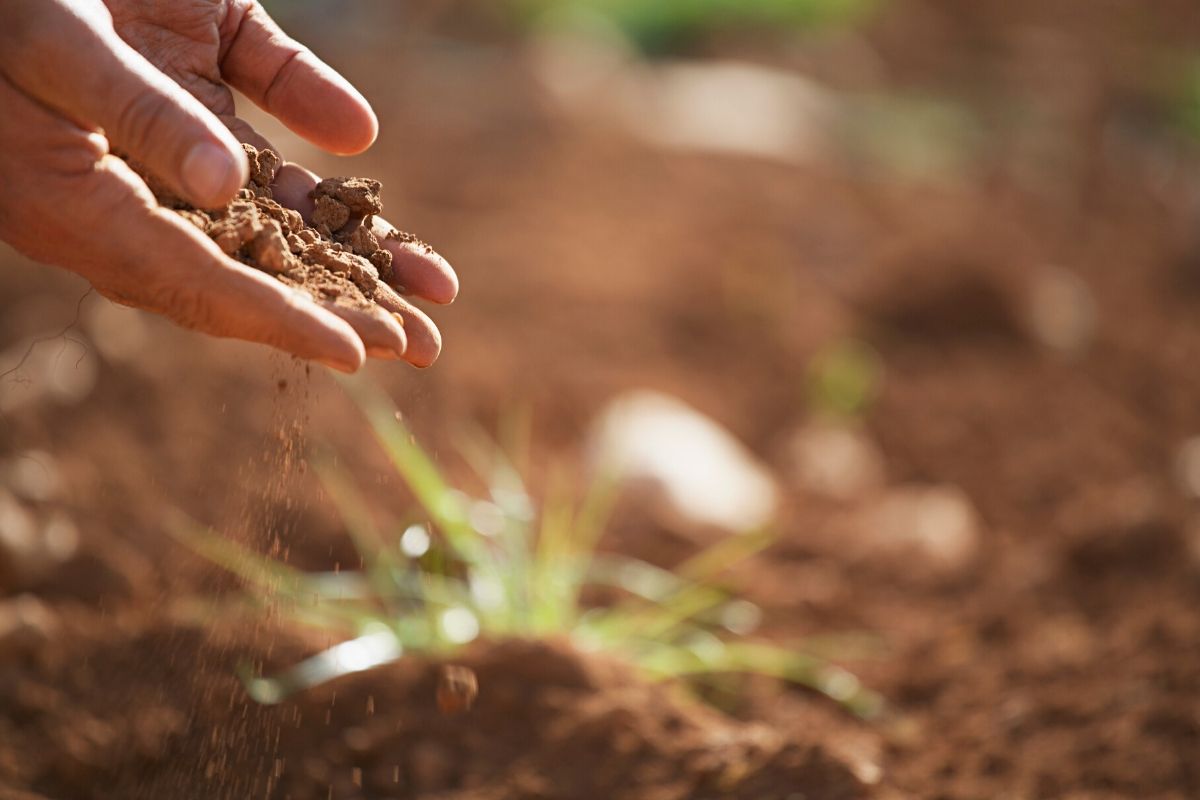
[106,0,239,115]
[0,0,455,370]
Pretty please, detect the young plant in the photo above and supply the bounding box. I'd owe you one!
[512,0,880,55]
[174,382,882,718]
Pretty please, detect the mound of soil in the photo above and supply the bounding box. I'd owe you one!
[131,145,409,313]
[0,620,867,800]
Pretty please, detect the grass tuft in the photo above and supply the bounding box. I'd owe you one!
[172,381,883,718]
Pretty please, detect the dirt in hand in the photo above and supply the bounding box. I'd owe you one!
[131,145,408,311]
[435,664,479,715]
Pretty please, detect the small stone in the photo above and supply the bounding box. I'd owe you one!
[2,450,61,502]
[847,485,981,575]
[0,491,78,590]
[1174,437,1200,499]
[0,594,57,661]
[1185,516,1200,571]
[588,390,780,536]
[436,664,478,715]
[1025,265,1096,354]
[787,421,885,500]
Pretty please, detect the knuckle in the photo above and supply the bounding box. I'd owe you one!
[110,88,174,160]
[145,281,217,332]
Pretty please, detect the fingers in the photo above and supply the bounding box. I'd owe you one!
[372,285,443,368]
[214,123,412,363]
[206,125,447,367]
[80,156,366,372]
[220,2,377,155]
[0,0,246,209]
[270,161,321,218]
[371,217,460,304]
[320,302,407,361]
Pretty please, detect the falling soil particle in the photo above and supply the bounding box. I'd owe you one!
[436,664,479,715]
[126,144,415,313]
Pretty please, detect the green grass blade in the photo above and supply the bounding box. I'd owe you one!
[313,455,404,600]
[168,515,315,596]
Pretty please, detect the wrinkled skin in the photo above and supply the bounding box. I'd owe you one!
[0,0,457,370]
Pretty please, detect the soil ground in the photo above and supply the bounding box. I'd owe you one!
[1,1,1199,798]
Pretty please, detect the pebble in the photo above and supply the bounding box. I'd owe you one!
[0,491,78,590]
[1174,436,1200,499]
[786,421,885,500]
[1025,265,1096,355]
[0,594,57,661]
[588,390,780,536]
[848,484,982,575]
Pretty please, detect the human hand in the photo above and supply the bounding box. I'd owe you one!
[0,0,457,370]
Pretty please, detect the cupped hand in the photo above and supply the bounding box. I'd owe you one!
[0,0,457,370]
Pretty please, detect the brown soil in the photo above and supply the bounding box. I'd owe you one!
[2,1,1200,799]
[132,145,402,313]
[0,622,865,800]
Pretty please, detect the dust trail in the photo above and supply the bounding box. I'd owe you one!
[184,353,317,800]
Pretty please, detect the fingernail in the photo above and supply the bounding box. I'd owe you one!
[182,142,239,206]
[316,356,358,374]
[366,347,404,361]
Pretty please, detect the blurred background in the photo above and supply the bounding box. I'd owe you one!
[2,1,1200,798]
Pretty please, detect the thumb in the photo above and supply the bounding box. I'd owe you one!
[0,0,247,208]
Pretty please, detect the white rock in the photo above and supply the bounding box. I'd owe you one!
[618,61,835,164]
[588,390,780,535]
[527,18,635,106]
[1175,436,1200,499]
[1025,266,1096,354]
[0,490,39,566]
[0,594,57,658]
[2,450,62,502]
[1185,516,1200,570]
[851,485,981,574]
[529,31,836,166]
[787,421,885,500]
[0,491,78,588]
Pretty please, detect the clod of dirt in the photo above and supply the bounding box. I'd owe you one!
[127,145,416,310]
[0,594,57,662]
[0,491,79,591]
[436,664,479,715]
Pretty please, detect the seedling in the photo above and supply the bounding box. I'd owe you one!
[806,337,882,419]
[515,0,880,55]
[174,382,882,718]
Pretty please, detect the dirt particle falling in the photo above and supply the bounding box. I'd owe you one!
[436,664,478,715]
